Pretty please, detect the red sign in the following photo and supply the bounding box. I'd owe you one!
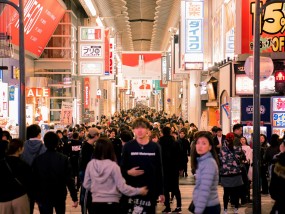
[26,88,50,97]
[84,78,90,109]
[275,71,285,82]
[109,38,114,75]
[0,0,66,57]
[242,0,285,54]
[104,29,110,75]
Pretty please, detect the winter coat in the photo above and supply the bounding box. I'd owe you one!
[193,152,220,214]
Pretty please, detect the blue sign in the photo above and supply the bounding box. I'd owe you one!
[241,98,271,122]
[9,86,15,101]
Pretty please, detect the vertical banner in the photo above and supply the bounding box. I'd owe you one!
[84,78,90,109]
[104,29,110,75]
[184,0,204,63]
[60,102,73,125]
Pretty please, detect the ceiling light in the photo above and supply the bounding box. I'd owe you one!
[84,0,97,16]
[96,16,104,27]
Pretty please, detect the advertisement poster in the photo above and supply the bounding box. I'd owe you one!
[121,52,162,80]
[132,80,151,101]
[60,102,73,125]
[0,0,66,57]
[272,97,285,138]
[241,98,271,122]
[242,0,285,54]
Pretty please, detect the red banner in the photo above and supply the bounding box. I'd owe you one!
[104,29,110,75]
[242,0,285,54]
[0,0,66,57]
[84,78,90,109]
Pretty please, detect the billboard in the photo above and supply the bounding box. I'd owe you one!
[0,0,66,57]
[121,52,162,80]
[242,0,285,54]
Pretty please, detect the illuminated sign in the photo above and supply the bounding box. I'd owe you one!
[79,27,104,42]
[185,1,203,53]
[272,97,285,137]
[273,113,285,126]
[80,44,103,58]
[161,56,167,85]
[26,88,50,97]
[235,75,276,95]
[84,78,89,109]
[121,52,162,80]
[242,0,285,53]
[79,61,104,76]
[0,0,66,57]
[275,71,285,82]
[105,29,110,75]
[272,97,285,111]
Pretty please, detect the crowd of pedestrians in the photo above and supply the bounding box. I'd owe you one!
[0,106,284,214]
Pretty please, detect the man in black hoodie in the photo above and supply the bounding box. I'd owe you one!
[21,124,46,214]
[32,131,78,213]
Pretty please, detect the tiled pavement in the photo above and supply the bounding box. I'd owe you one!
[34,168,274,214]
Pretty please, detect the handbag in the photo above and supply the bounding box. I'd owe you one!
[188,200,195,213]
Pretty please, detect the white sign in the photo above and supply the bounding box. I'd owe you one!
[79,61,104,76]
[79,27,104,42]
[236,75,275,95]
[80,44,103,58]
[244,56,274,81]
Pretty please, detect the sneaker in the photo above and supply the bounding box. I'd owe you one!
[172,207,182,213]
[234,208,238,214]
[223,209,228,214]
[162,207,171,213]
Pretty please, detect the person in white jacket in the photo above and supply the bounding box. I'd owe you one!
[83,137,148,214]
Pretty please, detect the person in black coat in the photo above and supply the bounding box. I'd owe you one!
[0,139,32,214]
[177,128,190,177]
[109,128,122,165]
[32,131,78,213]
[213,127,226,155]
[269,140,285,214]
[159,126,183,213]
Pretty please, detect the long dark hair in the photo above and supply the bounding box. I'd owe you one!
[93,137,116,162]
[191,132,219,174]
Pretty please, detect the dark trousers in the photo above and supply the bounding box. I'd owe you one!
[29,198,35,214]
[223,186,241,210]
[260,166,269,194]
[92,202,119,214]
[203,204,221,214]
[38,199,65,214]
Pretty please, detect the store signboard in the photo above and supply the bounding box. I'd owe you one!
[161,56,168,86]
[242,0,285,54]
[0,0,66,57]
[272,97,285,138]
[121,52,162,80]
[184,0,204,62]
[84,78,90,109]
[80,44,103,58]
[79,27,104,42]
[79,61,104,76]
[241,98,271,122]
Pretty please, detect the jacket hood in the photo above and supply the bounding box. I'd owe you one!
[24,139,45,154]
[90,159,115,184]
